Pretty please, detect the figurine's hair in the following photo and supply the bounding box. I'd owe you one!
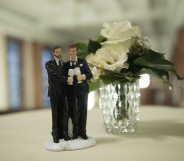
[68,44,78,51]
[52,46,61,52]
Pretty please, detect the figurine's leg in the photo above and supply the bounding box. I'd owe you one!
[60,95,70,141]
[67,96,73,138]
[71,95,79,139]
[50,95,60,143]
[67,88,79,139]
[77,93,88,140]
[58,95,64,139]
[67,92,73,121]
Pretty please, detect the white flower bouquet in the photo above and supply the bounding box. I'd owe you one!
[76,21,183,90]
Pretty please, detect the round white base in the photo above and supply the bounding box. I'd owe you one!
[45,137,96,152]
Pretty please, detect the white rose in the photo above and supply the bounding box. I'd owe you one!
[90,66,101,81]
[101,21,141,42]
[86,53,96,64]
[86,44,129,72]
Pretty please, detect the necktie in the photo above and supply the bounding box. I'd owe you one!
[59,60,62,66]
[71,61,75,68]
[58,60,62,72]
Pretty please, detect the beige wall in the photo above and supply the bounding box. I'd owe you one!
[0,33,8,110]
[22,41,36,109]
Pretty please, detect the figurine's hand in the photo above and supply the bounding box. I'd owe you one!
[77,74,86,81]
[67,77,73,85]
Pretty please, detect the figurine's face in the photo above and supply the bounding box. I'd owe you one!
[53,48,63,58]
[69,47,77,60]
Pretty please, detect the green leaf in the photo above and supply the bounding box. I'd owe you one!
[88,39,102,54]
[100,75,117,84]
[89,80,100,91]
[170,69,184,80]
[134,50,175,71]
[97,35,107,43]
[138,68,172,87]
[76,42,88,59]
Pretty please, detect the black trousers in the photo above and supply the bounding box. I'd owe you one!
[67,85,88,135]
[76,93,88,134]
[50,92,68,136]
[67,86,78,134]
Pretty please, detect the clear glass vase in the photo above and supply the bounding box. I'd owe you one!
[99,80,140,134]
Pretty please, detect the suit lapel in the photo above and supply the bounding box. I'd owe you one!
[75,59,80,68]
[52,59,60,73]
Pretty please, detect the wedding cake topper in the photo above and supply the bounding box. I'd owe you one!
[45,45,96,152]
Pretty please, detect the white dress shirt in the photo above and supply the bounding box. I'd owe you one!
[54,56,62,66]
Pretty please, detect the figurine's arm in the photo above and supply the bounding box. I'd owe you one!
[82,59,93,80]
[45,62,68,83]
[77,59,93,81]
[63,63,70,76]
[63,63,74,85]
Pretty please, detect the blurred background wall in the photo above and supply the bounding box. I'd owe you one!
[0,0,184,113]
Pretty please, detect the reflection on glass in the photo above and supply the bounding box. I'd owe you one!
[7,39,21,109]
[41,48,52,108]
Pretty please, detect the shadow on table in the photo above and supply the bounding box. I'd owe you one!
[123,120,184,139]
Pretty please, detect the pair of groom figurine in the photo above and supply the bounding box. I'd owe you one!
[45,44,92,143]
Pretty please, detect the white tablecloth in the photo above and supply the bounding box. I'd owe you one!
[0,106,184,161]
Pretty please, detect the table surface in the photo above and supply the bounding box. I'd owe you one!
[0,105,184,161]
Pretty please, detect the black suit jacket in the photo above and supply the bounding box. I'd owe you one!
[64,58,92,94]
[45,59,68,97]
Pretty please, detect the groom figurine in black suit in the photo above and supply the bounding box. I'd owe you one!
[64,44,92,140]
[45,46,72,143]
